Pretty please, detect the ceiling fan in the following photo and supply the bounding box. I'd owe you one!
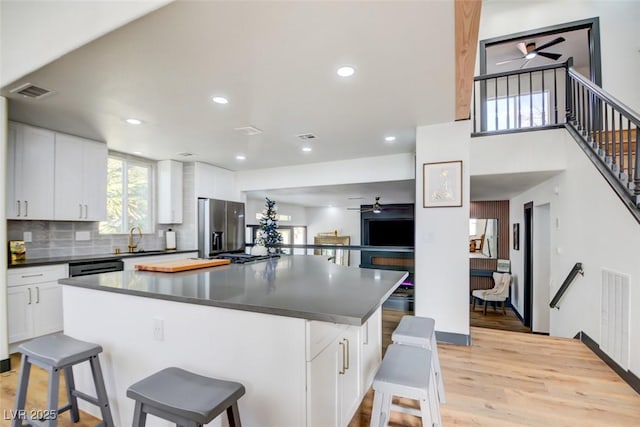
[496,36,566,69]
[347,196,411,214]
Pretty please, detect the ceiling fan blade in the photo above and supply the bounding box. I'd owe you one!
[519,59,532,69]
[346,207,363,210]
[537,51,562,61]
[534,36,565,52]
[516,42,528,56]
[496,57,523,65]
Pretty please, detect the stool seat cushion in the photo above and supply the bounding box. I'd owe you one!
[374,344,432,400]
[392,316,435,347]
[18,333,102,368]
[127,367,245,424]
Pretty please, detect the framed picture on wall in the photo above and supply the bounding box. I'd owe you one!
[423,160,462,207]
[513,223,520,250]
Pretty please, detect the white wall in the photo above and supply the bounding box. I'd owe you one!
[1,97,8,363]
[245,199,307,226]
[415,121,470,337]
[533,203,551,333]
[479,0,640,112]
[0,0,172,87]
[236,153,415,192]
[305,207,361,267]
[507,129,640,376]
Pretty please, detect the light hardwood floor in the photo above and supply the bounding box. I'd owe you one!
[469,303,531,333]
[2,311,640,426]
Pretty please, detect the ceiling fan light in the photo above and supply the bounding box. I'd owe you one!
[525,52,537,60]
[373,208,382,214]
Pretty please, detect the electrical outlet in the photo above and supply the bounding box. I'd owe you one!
[153,317,164,341]
[157,229,164,237]
[23,231,32,243]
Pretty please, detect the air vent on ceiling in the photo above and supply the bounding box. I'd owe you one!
[297,133,317,140]
[178,152,194,157]
[234,126,263,136]
[9,83,55,99]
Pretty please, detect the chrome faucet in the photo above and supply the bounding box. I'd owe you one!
[128,226,143,253]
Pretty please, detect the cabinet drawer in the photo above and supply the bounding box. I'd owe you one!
[8,264,68,286]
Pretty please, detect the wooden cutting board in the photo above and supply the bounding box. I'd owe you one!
[135,258,231,272]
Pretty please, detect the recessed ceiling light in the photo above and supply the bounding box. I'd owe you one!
[133,151,143,155]
[385,136,396,142]
[236,154,246,160]
[125,118,142,125]
[212,96,229,104]
[336,66,355,77]
[302,146,312,152]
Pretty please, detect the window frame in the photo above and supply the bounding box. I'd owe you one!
[99,152,156,235]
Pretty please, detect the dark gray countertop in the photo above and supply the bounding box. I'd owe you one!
[8,249,198,269]
[59,255,408,325]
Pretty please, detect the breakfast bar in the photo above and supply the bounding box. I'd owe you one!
[59,255,407,427]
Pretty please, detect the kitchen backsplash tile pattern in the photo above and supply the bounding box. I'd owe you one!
[7,163,197,259]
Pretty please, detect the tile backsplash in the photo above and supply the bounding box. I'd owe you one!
[7,220,193,259]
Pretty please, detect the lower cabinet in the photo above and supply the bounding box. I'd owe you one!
[307,307,383,427]
[8,265,67,344]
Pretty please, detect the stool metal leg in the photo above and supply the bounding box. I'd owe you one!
[89,355,115,427]
[132,401,146,427]
[226,402,242,427]
[63,366,80,422]
[12,354,31,427]
[46,367,61,427]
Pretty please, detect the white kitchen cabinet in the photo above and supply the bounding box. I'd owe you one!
[54,132,107,221]
[360,307,382,392]
[307,324,361,427]
[157,159,183,224]
[6,122,55,219]
[122,252,198,271]
[8,264,68,344]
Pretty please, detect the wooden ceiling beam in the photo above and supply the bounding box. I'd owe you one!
[455,0,482,121]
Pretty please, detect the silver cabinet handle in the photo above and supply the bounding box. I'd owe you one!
[339,341,346,375]
[364,322,369,345]
[344,338,350,370]
[16,200,21,217]
[21,273,43,278]
[36,286,40,303]
[84,204,88,219]
[79,204,83,219]
[27,288,32,305]
[24,200,28,217]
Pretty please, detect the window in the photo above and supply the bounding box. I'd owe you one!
[246,225,307,255]
[99,154,154,234]
[486,91,550,131]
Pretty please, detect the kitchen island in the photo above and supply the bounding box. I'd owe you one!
[60,255,407,427]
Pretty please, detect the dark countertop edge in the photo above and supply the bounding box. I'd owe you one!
[59,271,408,326]
[8,249,199,269]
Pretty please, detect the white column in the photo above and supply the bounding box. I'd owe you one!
[414,121,471,339]
[0,96,9,365]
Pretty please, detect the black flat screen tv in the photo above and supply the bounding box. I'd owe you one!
[367,219,414,246]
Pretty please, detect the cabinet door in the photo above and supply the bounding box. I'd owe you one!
[54,133,84,220]
[32,282,64,336]
[11,124,55,219]
[82,140,107,221]
[307,342,340,427]
[361,307,382,392]
[157,160,183,224]
[8,286,33,343]
[6,123,18,217]
[340,327,361,426]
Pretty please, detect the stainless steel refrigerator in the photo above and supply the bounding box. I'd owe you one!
[198,198,245,258]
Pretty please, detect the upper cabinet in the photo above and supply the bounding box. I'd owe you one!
[54,133,107,221]
[7,121,107,221]
[7,123,55,219]
[157,160,183,224]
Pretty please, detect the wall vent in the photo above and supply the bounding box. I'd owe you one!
[234,126,263,136]
[9,83,55,99]
[297,133,317,140]
[601,268,630,370]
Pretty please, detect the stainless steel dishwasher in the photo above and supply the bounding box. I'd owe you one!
[68,259,124,277]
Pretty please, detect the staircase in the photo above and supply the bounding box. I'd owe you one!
[472,59,640,223]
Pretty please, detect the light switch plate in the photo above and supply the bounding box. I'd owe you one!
[23,231,32,243]
[75,231,91,241]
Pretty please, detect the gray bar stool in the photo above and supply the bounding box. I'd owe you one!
[127,367,245,427]
[370,344,441,427]
[391,315,446,403]
[13,333,114,427]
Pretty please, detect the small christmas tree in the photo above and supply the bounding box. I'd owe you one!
[256,197,282,251]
